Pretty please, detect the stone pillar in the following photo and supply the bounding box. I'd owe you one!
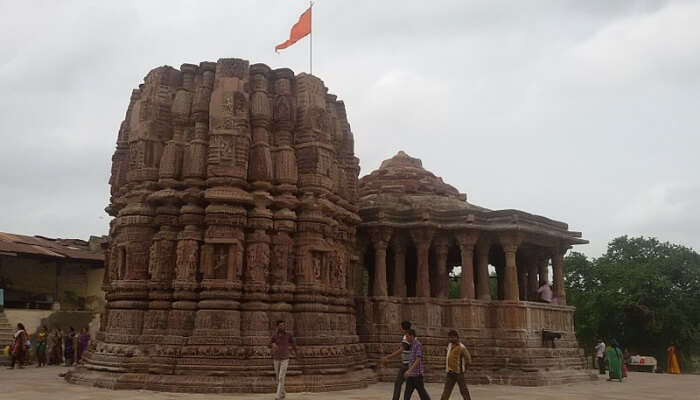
[500,234,521,301]
[391,235,407,297]
[369,227,393,297]
[457,231,479,299]
[410,228,435,298]
[475,241,491,300]
[518,256,528,301]
[527,252,539,301]
[552,247,567,305]
[355,236,369,296]
[433,234,450,298]
[537,253,549,287]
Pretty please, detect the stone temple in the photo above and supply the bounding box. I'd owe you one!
[67,58,591,392]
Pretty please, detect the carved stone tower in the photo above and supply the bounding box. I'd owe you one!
[68,58,372,392]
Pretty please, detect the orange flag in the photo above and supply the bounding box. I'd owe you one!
[275,6,312,52]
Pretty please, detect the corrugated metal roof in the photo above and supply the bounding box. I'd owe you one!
[0,232,104,262]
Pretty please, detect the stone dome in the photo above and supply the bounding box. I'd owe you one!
[359,151,486,212]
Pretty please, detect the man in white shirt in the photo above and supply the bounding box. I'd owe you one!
[379,321,412,400]
[537,282,553,303]
[594,339,606,375]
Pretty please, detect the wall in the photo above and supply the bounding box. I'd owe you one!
[4,309,99,338]
[0,255,104,311]
[4,309,54,335]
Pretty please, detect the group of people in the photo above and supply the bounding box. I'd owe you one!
[594,339,683,380]
[6,323,91,369]
[379,321,473,400]
[268,320,472,400]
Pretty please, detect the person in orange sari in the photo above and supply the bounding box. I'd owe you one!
[667,345,681,374]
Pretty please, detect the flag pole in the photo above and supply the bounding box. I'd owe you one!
[309,1,313,75]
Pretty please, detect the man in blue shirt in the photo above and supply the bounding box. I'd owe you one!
[404,329,431,400]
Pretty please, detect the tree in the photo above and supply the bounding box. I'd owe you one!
[565,236,700,371]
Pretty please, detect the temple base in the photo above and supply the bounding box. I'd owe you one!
[359,297,597,387]
[66,365,377,393]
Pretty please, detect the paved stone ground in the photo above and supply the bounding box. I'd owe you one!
[2,367,697,400]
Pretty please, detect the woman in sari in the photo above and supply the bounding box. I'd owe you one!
[8,323,27,369]
[64,327,75,366]
[49,329,63,365]
[77,328,90,363]
[607,339,623,382]
[667,345,681,374]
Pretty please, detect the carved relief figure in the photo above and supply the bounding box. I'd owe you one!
[246,242,270,282]
[176,240,199,282]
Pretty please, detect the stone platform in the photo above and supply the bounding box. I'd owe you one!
[4,367,699,400]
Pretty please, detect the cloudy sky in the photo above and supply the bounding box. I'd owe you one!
[1,0,698,257]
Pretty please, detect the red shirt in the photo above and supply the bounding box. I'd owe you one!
[271,331,295,360]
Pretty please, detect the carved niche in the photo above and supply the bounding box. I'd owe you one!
[175,240,199,282]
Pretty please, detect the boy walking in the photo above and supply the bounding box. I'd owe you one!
[404,329,431,400]
[270,320,297,400]
[380,321,413,400]
[440,330,472,400]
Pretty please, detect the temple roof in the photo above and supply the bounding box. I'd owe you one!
[358,151,587,245]
[359,151,487,212]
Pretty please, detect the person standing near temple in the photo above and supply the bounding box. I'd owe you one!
[36,326,48,367]
[8,323,27,369]
[77,327,90,363]
[537,282,552,303]
[270,320,297,400]
[594,339,606,375]
[49,328,63,365]
[667,344,681,374]
[403,329,431,400]
[64,327,76,366]
[440,330,472,400]
[380,320,413,400]
[606,339,623,382]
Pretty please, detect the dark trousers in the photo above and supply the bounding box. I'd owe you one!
[404,375,431,400]
[597,357,605,374]
[10,352,24,368]
[440,372,471,400]
[393,364,409,400]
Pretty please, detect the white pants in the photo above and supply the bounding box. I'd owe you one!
[273,358,289,399]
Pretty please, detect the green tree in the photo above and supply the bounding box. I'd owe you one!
[565,236,700,371]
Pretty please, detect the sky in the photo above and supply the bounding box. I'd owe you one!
[1,0,699,258]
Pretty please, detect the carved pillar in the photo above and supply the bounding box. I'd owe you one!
[537,252,549,287]
[475,241,491,300]
[355,236,369,296]
[433,234,450,298]
[369,227,392,297]
[527,251,539,301]
[552,247,567,305]
[500,234,522,301]
[270,67,298,295]
[518,253,528,301]
[410,228,435,298]
[456,231,479,299]
[390,234,407,297]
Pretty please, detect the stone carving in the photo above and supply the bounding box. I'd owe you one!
[175,240,199,282]
[69,58,591,394]
[70,58,367,394]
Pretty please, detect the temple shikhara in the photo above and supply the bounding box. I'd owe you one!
[67,57,591,392]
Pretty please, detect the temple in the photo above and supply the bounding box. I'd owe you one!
[67,57,591,392]
[355,151,591,385]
